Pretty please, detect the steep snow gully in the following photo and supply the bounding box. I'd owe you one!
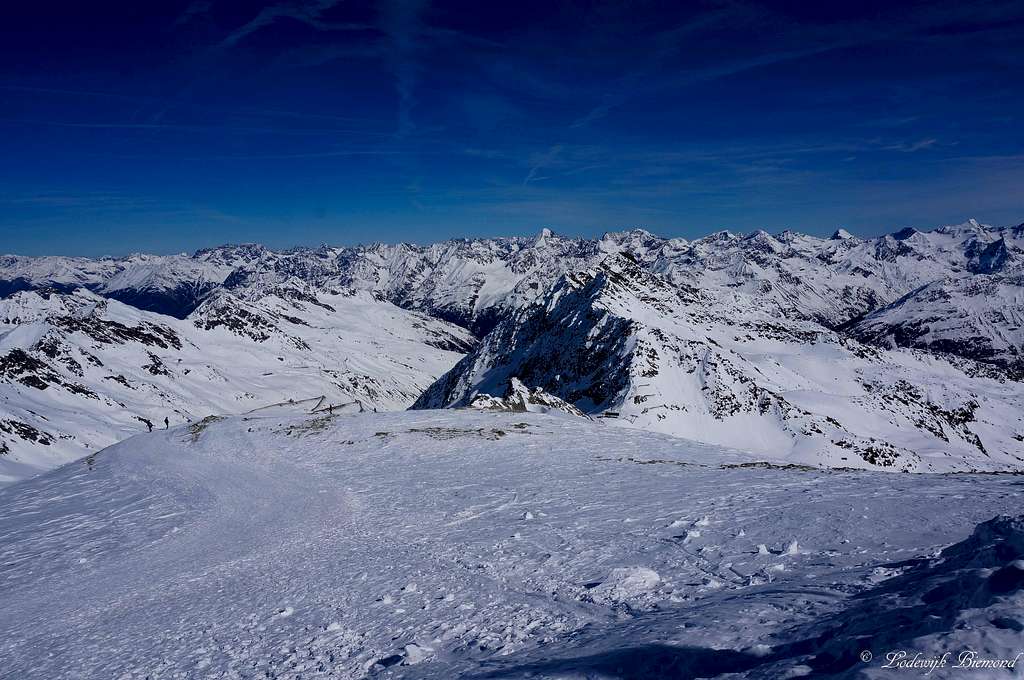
[1,408,1021,679]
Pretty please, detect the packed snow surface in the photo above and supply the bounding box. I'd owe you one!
[1,407,1021,679]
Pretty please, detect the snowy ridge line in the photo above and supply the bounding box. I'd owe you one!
[2,218,1021,337]
[0,287,473,482]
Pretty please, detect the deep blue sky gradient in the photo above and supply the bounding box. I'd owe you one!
[1,0,1022,255]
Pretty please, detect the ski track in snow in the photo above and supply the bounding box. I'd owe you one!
[1,408,1021,679]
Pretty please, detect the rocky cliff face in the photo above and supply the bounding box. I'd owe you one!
[414,252,1024,472]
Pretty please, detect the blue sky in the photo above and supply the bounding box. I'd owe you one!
[1,0,1022,256]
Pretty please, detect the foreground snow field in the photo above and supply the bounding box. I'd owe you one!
[1,408,1022,679]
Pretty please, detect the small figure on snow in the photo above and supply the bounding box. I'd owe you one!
[164,416,169,429]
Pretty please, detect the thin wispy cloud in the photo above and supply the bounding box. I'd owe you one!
[0,118,394,138]
[173,0,211,27]
[0,85,390,131]
[221,0,370,47]
[187,149,427,161]
[523,144,564,185]
[568,5,741,129]
[885,138,939,152]
[0,84,142,100]
[566,0,1024,130]
[378,0,429,138]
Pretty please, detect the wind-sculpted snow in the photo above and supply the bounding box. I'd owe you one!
[416,254,1024,471]
[0,288,473,482]
[0,408,1021,678]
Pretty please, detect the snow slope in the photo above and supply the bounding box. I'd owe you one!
[416,254,1024,472]
[849,274,1024,376]
[0,288,473,483]
[0,407,1021,678]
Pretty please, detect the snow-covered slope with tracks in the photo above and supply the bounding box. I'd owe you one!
[0,407,1021,678]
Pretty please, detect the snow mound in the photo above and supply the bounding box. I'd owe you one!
[589,567,662,603]
[468,377,586,416]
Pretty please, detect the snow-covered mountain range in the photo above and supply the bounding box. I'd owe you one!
[2,219,1022,478]
[414,252,1024,471]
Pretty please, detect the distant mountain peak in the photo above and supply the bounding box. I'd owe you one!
[533,227,556,245]
[831,228,855,240]
[702,230,736,242]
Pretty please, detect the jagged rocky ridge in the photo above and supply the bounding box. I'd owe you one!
[467,377,587,416]
[3,219,1021,348]
[414,252,1024,471]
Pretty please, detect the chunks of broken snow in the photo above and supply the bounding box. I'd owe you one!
[587,566,662,604]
